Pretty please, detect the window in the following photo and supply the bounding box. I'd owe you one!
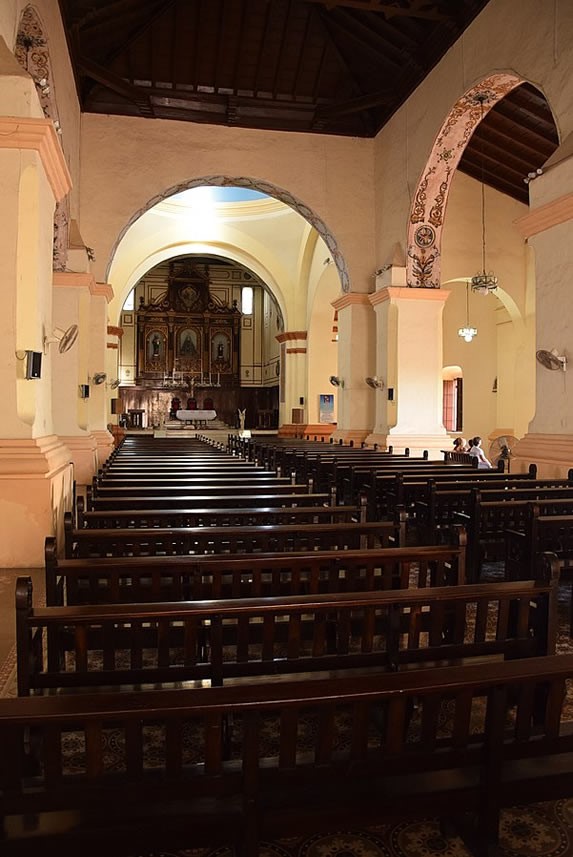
[241,286,253,315]
[122,289,134,311]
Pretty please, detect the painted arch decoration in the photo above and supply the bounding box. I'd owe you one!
[406,73,524,288]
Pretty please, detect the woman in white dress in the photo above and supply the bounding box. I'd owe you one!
[468,436,493,469]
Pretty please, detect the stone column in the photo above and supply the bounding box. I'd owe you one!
[89,286,115,467]
[364,268,450,456]
[52,272,98,484]
[513,156,573,477]
[276,331,307,437]
[0,95,73,563]
[330,294,375,445]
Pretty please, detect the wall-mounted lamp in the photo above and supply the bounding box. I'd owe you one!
[329,375,344,388]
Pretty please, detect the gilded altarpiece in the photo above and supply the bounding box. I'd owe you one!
[135,261,240,385]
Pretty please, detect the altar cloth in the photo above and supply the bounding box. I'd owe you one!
[176,409,217,422]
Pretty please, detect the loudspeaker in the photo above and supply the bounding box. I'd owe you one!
[79,384,90,399]
[299,396,304,405]
[25,351,42,380]
[110,398,120,414]
[388,388,394,401]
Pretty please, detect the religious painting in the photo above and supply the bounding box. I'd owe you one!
[211,332,230,369]
[178,328,199,357]
[319,394,335,424]
[178,284,202,311]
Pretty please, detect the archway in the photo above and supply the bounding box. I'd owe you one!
[406,73,525,289]
[106,176,350,295]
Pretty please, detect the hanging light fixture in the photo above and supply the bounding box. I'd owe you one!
[471,92,498,295]
[458,283,477,343]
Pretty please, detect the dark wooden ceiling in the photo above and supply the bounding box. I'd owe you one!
[58,0,559,203]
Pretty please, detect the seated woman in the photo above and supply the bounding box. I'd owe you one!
[468,436,493,469]
[453,437,469,452]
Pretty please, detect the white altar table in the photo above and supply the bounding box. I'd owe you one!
[176,409,217,425]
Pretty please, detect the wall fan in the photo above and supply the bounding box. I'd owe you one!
[43,324,79,354]
[365,376,384,390]
[536,349,567,371]
[489,435,519,473]
[329,375,344,388]
[90,372,107,385]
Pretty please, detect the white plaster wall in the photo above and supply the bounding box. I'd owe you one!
[441,170,532,442]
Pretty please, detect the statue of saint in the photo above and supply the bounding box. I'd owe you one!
[238,408,246,431]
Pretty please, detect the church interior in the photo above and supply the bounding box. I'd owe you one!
[3,0,573,854]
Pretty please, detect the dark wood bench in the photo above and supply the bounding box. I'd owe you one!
[505,502,573,632]
[76,496,367,530]
[64,517,406,559]
[3,654,573,856]
[91,480,314,498]
[45,534,467,606]
[415,478,573,545]
[455,487,573,582]
[86,490,335,511]
[16,557,558,695]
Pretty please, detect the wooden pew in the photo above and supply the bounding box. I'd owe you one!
[3,654,573,856]
[64,516,406,559]
[455,487,573,582]
[45,534,467,606]
[16,558,558,695]
[90,480,314,498]
[415,478,573,545]
[86,489,335,511]
[76,496,367,530]
[505,502,573,632]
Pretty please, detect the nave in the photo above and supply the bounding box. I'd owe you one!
[3,436,573,856]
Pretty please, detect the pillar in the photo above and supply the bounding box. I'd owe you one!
[330,294,375,445]
[364,267,450,456]
[89,286,115,467]
[276,331,307,437]
[513,154,573,477]
[0,43,74,565]
[52,272,98,483]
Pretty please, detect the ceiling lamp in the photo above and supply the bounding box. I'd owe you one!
[458,283,477,343]
[471,93,498,295]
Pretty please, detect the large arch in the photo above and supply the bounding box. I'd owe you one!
[105,176,351,296]
[406,73,526,289]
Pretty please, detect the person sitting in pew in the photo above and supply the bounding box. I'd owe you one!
[453,437,469,452]
[468,436,493,469]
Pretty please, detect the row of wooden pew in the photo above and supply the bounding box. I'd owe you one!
[3,434,573,857]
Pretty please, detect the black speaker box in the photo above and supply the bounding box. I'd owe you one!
[25,351,42,380]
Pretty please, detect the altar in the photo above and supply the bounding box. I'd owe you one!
[176,409,217,426]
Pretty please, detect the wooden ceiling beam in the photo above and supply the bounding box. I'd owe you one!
[299,0,448,22]
[457,161,529,203]
[334,7,413,67]
[316,87,393,118]
[272,0,293,98]
[483,113,558,158]
[77,56,155,115]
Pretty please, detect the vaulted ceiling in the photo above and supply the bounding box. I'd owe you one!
[58,0,559,203]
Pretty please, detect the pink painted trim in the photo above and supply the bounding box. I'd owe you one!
[370,287,451,306]
[276,331,308,342]
[514,191,573,238]
[331,293,371,310]
[0,117,72,201]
